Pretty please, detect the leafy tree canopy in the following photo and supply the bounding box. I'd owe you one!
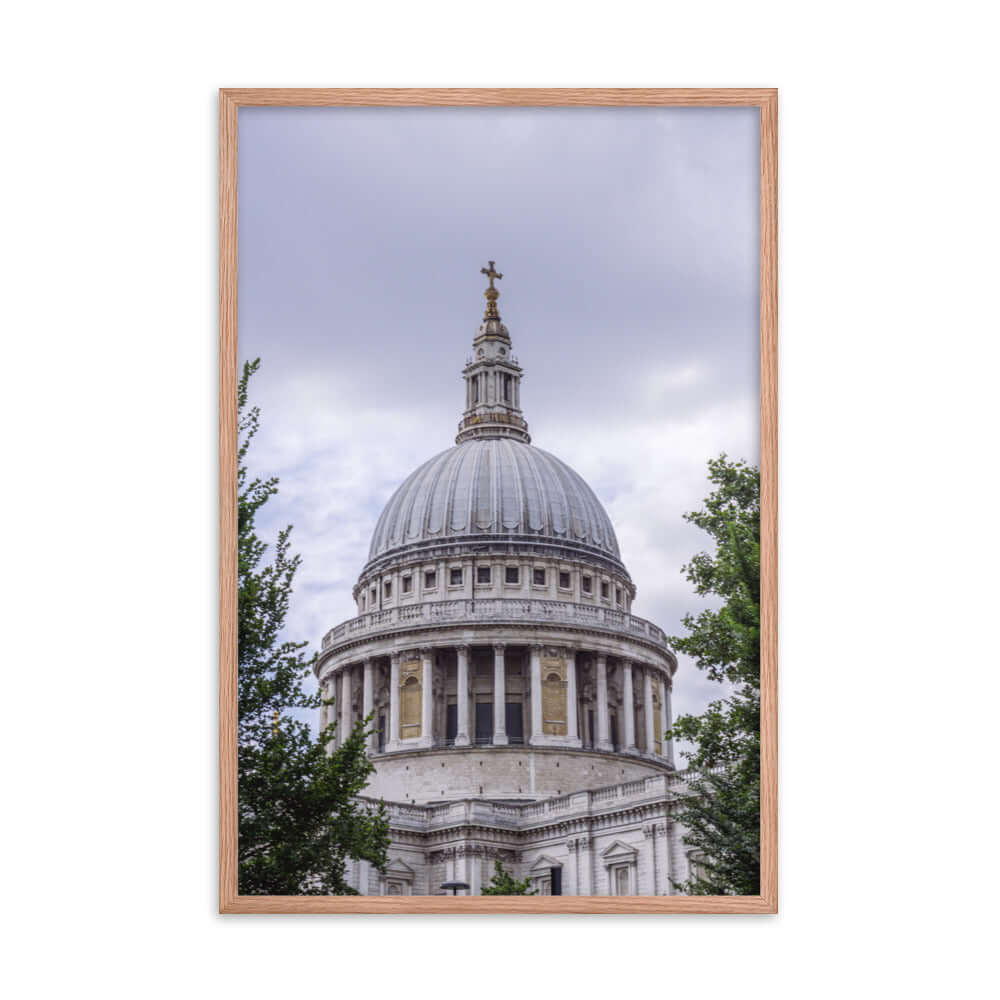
[238,358,390,895]
[480,860,537,896]
[668,455,760,896]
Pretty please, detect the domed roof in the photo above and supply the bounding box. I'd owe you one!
[366,438,622,566]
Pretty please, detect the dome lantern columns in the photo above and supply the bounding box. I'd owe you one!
[456,260,531,445]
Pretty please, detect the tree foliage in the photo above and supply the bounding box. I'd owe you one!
[238,358,390,895]
[480,860,537,896]
[668,455,760,896]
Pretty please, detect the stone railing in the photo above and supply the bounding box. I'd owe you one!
[373,773,687,830]
[322,598,671,654]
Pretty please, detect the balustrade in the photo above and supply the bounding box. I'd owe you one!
[321,597,672,654]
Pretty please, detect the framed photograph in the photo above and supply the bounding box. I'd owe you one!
[220,88,777,913]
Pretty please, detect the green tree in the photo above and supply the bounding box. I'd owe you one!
[238,358,390,895]
[668,454,760,896]
[480,860,537,896]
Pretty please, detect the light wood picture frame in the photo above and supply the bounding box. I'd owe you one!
[219,88,777,914]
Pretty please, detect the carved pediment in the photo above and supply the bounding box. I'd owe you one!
[528,853,562,873]
[599,840,638,865]
[385,857,415,880]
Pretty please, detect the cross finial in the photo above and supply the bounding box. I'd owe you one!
[480,260,503,320]
[481,260,502,289]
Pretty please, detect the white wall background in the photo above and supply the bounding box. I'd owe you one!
[1,2,997,998]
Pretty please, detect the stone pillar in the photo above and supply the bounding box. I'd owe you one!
[492,643,508,745]
[565,838,579,896]
[470,846,482,896]
[643,823,660,895]
[340,664,354,746]
[388,653,401,751]
[595,654,612,751]
[566,652,579,743]
[622,661,637,752]
[644,666,655,756]
[362,658,375,753]
[658,673,671,762]
[421,648,434,747]
[664,677,675,766]
[577,835,593,895]
[530,645,543,744]
[319,680,329,733]
[455,645,470,746]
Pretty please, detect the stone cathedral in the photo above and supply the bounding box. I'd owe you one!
[315,263,693,895]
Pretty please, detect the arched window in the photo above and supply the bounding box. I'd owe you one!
[400,673,422,739]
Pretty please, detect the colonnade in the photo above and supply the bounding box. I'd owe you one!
[319,642,674,765]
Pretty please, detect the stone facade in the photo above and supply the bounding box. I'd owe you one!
[314,265,689,894]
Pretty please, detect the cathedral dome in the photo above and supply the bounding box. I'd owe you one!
[366,438,622,566]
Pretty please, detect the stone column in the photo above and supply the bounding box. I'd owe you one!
[566,652,579,743]
[421,648,434,747]
[643,823,659,895]
[622,661,637,753]
[565,838,579,896]
[470,846,482,896]
[658,673,671,762]
[320,678,333,753]
[362,658,375,753]
[577,835,593,895]
[530,645,543,744]
[664,677,675,766]
[319,680,329,733]
[643,666,655,756]
[492,643,508,745]
[455,645,470,746]
[595,654,612,751]
[340,666,353,741]
[388,653,401,751]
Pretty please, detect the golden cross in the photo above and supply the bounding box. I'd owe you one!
[481,261,503,289]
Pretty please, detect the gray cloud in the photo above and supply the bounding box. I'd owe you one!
[238,107,759,749]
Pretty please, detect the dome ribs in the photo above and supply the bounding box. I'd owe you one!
[362,440,623,572]
[402,447,447,544]
[498,438,522,531]
[427,446,463,536]
[473,439,493,531]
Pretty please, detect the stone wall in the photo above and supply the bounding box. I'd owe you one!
[365,745,669,804]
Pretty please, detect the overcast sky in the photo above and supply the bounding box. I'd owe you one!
[238,107,759,746]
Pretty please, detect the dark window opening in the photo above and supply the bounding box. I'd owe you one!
[505,702,524,745]
[601,581,610,599]
[402,576,412,593]
[477,566,491,584]
[450,567,463,586]
[445,703,458,746]
[475,702,493,745]
[377,713,386,753]
[582,575,592,594]
[610,713,619,751]
[384,580,392,598]
[551,867,562,895]
[424,570,436,589]
[533,568,546,586]
[505,566,519,584]
[615,586,622,605]
[559,571,571,589]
